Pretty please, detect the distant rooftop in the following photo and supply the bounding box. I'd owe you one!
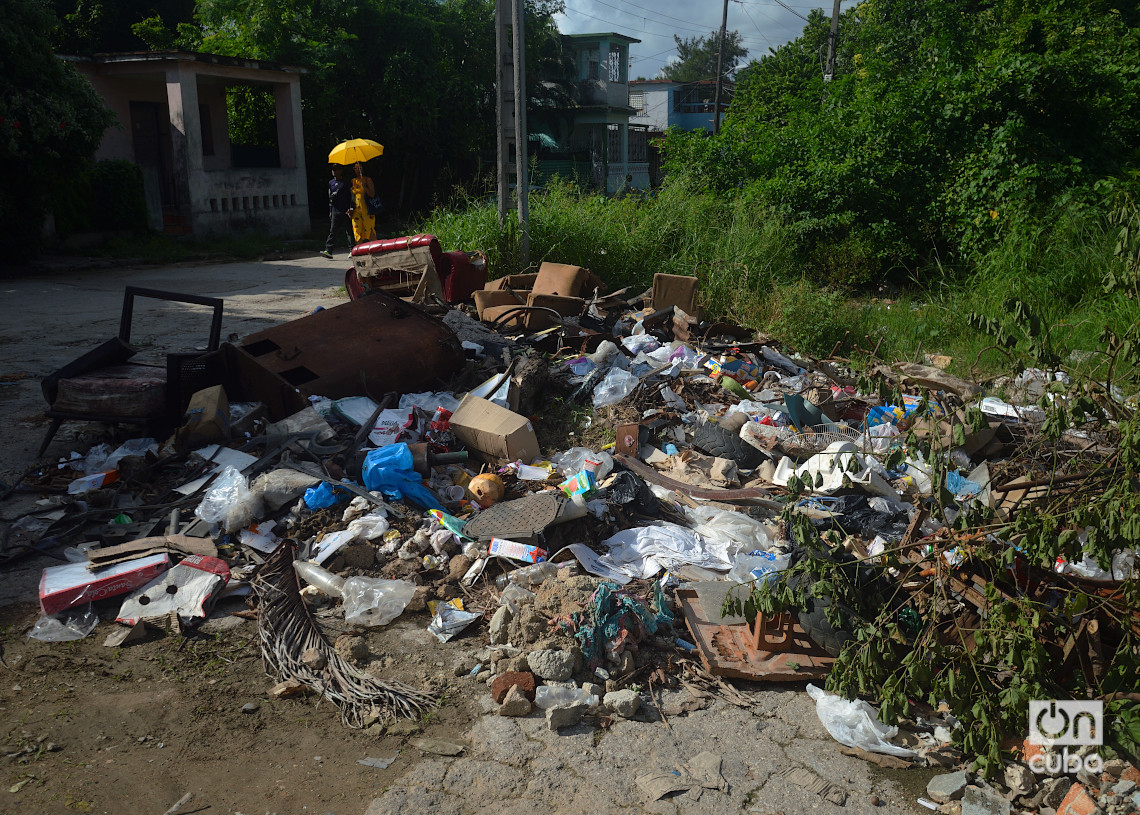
[562,32,641,45]
[62,50,307,74]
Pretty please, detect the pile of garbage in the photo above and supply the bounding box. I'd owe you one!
[5,250,1139,815]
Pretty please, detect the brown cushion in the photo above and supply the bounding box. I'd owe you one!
[480,304,528,329]
[528,293,584,318]
[531,263,586,298]
[474,289,524,319]
[485,274,538,292]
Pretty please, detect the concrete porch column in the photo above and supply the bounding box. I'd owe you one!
[274,78,304,170]
[165,63,202,214]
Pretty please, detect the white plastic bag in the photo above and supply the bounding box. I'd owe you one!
[592,368,639,408]
[805,684,918,758]
[341,577,416,626]
[346,512,390,541]
[683,505,776,554]
[28,605,99,642]
[195,466,262,533]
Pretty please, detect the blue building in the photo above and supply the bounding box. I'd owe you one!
[530,32,650,194]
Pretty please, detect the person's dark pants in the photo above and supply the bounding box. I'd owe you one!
[325,210,353,254]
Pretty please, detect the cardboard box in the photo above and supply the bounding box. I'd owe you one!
[39,554,170,615]
[450,395,539,464]
[176,385,230,450]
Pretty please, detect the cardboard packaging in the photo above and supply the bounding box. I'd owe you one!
[39,554,170,615]
[449,395,539,464]
[176,385,230,450]
[116,555,231,626]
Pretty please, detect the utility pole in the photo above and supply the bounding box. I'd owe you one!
[711,0,729,134]
[824,0,841,81]
[495,0,529,270]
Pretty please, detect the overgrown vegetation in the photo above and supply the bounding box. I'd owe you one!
[716,204,1140,777]
[664,0,1140,286]
[419,180,1140,380]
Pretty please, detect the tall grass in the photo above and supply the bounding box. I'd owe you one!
[417,184,1140,381]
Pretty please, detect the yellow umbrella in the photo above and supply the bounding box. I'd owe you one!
[328,138,384,165]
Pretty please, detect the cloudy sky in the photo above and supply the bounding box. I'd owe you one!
[555,0,858,80]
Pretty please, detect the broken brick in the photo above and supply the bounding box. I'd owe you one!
[490,671,536,704]
[1057,783,1098,815]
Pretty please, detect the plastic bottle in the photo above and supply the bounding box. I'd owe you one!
[499,582,535,613]
[494,561,559,590]
[534,685,598,710]
[293,560,346,598]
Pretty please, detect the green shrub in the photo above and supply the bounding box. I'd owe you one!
[53,159,147,236]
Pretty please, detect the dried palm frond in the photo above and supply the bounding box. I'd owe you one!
[251,539,437,727]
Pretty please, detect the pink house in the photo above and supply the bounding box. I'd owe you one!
[67,51,309,237]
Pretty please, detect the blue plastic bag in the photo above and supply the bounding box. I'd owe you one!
[303,481,350,510]
[361,444,443,511]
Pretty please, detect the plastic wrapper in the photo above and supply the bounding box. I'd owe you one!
[551,448,613,480]
[728,550,791,585]
[806,684,918,758]
[77,438,156,475]
[367,408,417,447]
[28,605,99,642]
[341,577,416,626]
[592,368,638,408]
[427,602,481,643]
[195,466,262,533]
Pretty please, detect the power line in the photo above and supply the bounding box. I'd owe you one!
[734,0,776,51]
[559,5,765,47]
[594,0,721,33]
[737,0,852,7]
[768,0,811,24]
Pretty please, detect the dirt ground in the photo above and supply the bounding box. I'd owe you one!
[0,255,486,815]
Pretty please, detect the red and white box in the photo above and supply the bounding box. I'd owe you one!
[39,554,170,615]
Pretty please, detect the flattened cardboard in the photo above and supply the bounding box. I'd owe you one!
[450,395,539,465]
[650,273,699,316]
[86,534,217,568]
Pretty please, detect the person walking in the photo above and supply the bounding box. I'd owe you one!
[350,161,377,244]
[320,167,354,259]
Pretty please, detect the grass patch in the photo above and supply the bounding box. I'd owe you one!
[419,187,1140,380]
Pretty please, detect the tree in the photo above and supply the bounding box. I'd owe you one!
[659,30,747,83]
[664,0,1140,283]
[51,0,195,54]
[1,0,115,259]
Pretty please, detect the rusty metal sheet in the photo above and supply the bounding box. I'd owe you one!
[676,588,834,682]
[239,291,464,399]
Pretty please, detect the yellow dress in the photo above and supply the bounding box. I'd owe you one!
[351,176,376,243]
